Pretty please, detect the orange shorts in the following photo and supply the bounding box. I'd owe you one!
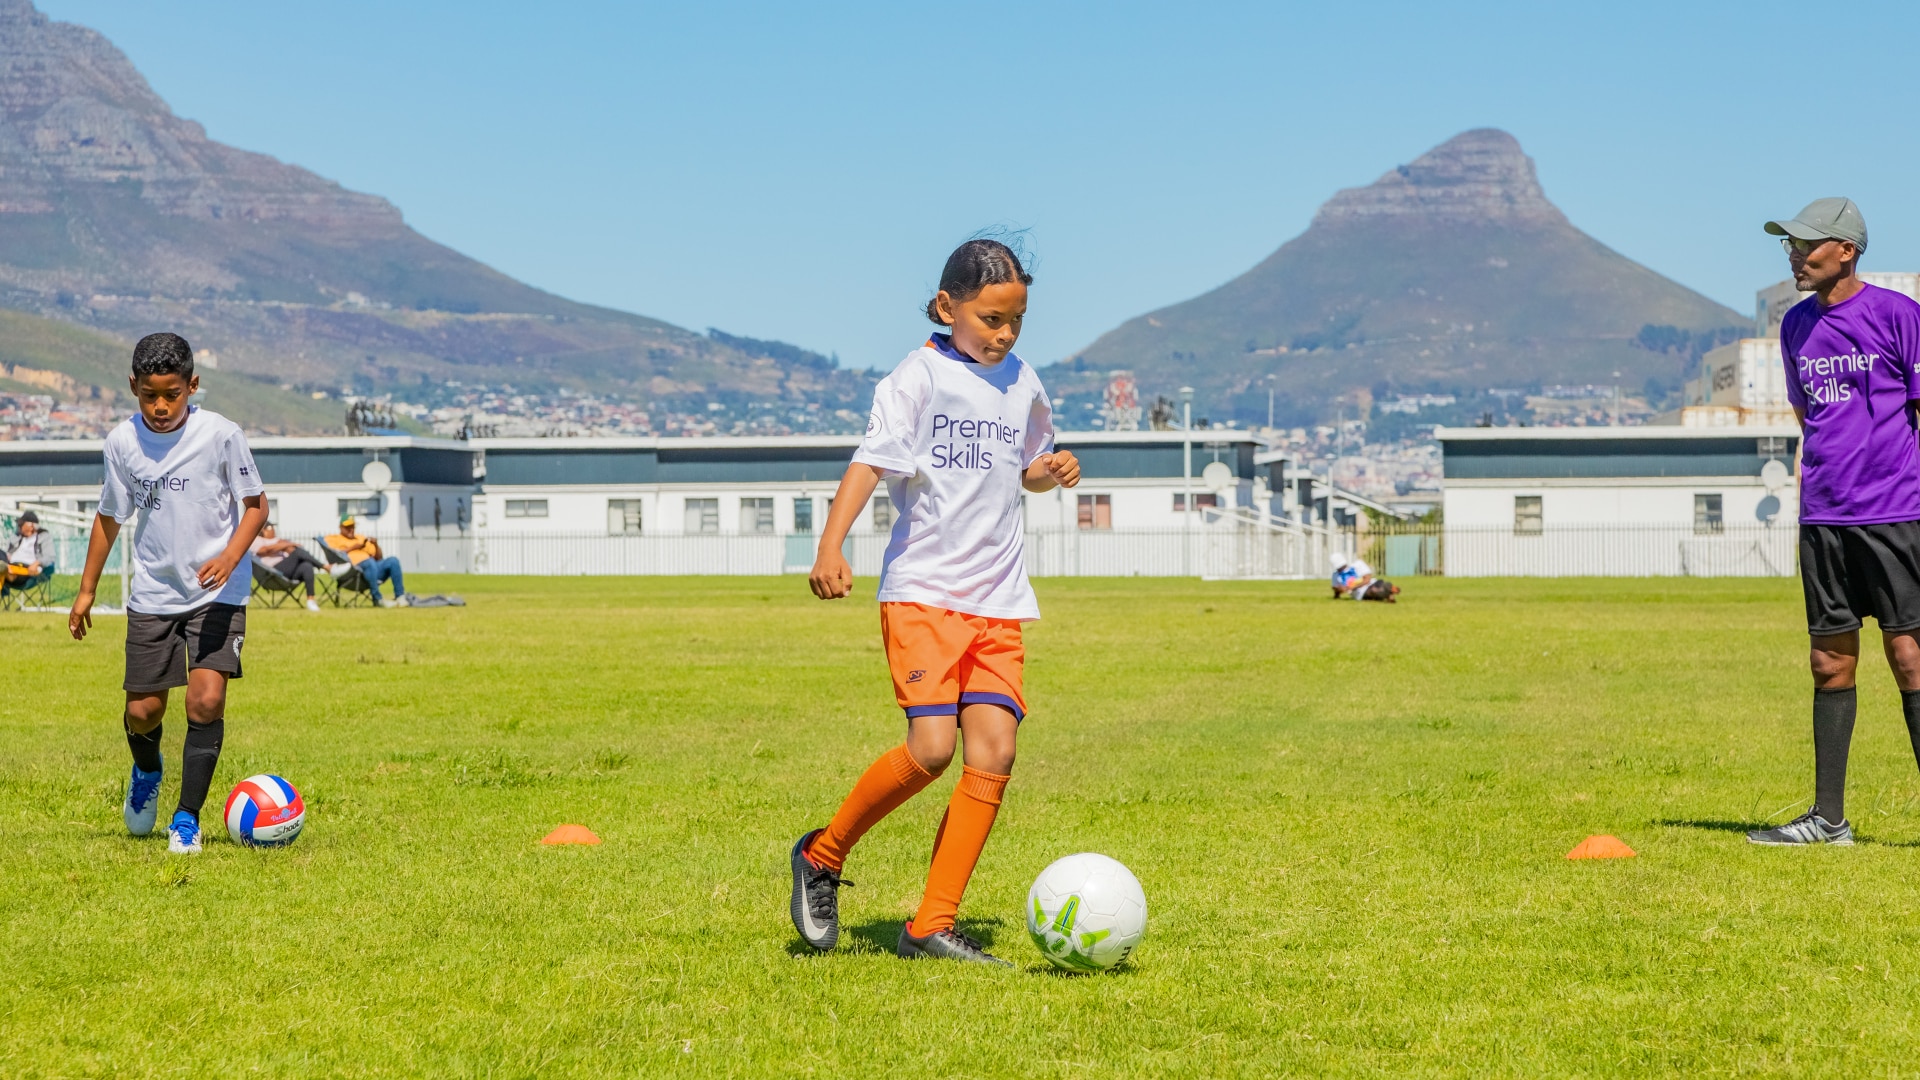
[880,602,1026,721]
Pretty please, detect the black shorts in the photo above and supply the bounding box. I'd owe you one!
[124,602,246,693]
[1799,522,1920,636]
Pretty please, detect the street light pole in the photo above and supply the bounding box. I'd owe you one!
[1181,386,1194,576]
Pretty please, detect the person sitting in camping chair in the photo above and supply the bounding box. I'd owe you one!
[325,515,409,607]
[250,522,325,612]
[2,511,55,606]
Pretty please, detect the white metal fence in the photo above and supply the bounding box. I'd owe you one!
[328,521,1802,580]
[1436,523,1796,577]
[363,515,1344,580]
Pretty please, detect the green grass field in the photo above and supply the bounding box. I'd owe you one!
[8,575,1920,1076]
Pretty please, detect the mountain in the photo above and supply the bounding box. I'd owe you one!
[1056,129,1748,426]
[0,0,873,429]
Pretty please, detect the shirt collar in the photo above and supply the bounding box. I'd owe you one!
[926,332,1021,369]
[926,333,980,364]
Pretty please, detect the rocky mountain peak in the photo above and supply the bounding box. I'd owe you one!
[1312,128,1565,227]
[0,0,398,227]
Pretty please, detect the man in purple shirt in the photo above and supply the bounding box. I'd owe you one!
[1749,198,1920,846]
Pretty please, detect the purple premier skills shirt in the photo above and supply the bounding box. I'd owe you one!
[1783,283,1920,524]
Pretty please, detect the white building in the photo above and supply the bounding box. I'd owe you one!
[0,430,1272,578]
[1435,426,1800,576]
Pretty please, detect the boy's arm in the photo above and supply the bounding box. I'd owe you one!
[196,494,269,590]
[809,464,884,600]
[69,514,122,641]
[1022,450,1081,492]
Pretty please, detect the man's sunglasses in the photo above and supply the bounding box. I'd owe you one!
[1781,236,1843,255]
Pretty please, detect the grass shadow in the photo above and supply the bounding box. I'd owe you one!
[1655,819,1765,833]
[1655,817,1920,847]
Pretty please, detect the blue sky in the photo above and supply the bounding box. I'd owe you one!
[38,0,1920,369]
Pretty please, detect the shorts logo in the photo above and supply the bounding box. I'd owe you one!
[905,669,924,684]
[232,634,244,656]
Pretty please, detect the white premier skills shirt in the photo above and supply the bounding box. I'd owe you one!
[99,406,265,615]
[853,334,1056,621]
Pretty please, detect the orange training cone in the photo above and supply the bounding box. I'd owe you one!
[1566,834,1635,859]
[541,824,601,846]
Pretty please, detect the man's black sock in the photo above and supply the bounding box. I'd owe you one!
[1814,686,1857,824]
[177,718,224,818]
[125,721,162,773]
[1901,689,1920,774]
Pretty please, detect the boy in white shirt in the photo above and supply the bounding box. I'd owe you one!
[69,333,268,854]
[789,240,1080,965]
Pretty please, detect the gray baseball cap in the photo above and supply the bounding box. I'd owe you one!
[1765,197,1868,251]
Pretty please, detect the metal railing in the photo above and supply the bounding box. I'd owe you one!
[1360,522,1798,578]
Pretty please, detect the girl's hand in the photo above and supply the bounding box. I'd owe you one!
[810,548,853,600]
[1040,450,1080,489]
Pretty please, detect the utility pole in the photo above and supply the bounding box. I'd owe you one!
[1181,386,1194,576]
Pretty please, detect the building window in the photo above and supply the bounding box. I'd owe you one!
[1694,493,1724,535]
[337,497,381,520]
[504,499,548,519]
[1513,495,1543,536]
[685,498,719,534]
[740,497,775,534]
[1078,494,1112,530]
[607,499,643,535]
[264,498,278,524]
[76,500,99,518]
[793,497,814,534]
[1758,436,1790,458]
[1173,493,1219,511]
[871,496,894,532]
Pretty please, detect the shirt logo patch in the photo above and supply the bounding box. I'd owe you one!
[905,669,925,684]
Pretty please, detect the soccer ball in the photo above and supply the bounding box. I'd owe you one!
[224,774,306,848]
[1026,852,1146,972]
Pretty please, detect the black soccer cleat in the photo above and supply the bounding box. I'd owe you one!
[790,829,852,951]
[897,922,1013,967]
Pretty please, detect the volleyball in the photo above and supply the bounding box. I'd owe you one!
[224,774,306,848]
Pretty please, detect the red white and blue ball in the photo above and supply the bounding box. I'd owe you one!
[224,774,306,847]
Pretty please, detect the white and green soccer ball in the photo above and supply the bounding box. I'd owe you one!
[1026,852,1146,972]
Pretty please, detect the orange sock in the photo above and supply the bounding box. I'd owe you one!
[805,745,938,872]
[910,766,1009,935]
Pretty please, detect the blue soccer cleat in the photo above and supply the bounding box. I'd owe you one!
[123,760,163,836]
[167,810,202,854]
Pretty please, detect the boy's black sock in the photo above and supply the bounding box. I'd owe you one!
[1901,689,1920,774]
[177,718,224,818]
[125,721,162,773]
[1814,687,1857,823]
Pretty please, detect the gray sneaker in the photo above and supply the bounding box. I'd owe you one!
[897,922,1013,967]
[789,830,850,951]
[1748,808,1854,846]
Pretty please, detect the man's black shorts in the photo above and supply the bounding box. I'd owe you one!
[1800,522,1920,636]
[124,602,246,692]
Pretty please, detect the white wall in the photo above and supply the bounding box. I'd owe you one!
[1444,480,1795,529]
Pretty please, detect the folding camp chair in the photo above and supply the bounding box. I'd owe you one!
[250,561,303,609]
[314,536,375,607]
[0,565,56,611]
